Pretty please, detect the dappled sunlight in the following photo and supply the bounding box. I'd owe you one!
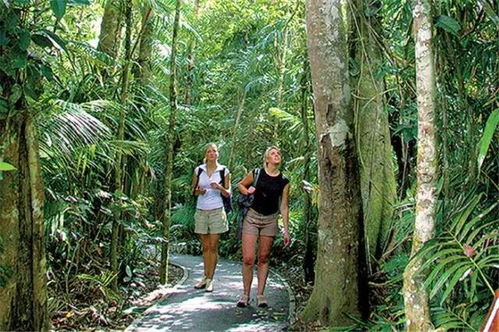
[126,254,290,331]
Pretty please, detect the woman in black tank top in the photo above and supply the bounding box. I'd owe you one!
[235,146,290,308]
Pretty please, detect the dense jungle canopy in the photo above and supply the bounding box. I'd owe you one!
[0,0,497,330]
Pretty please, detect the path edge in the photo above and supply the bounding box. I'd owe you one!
[124,260,189,331]
[269,268,296,327]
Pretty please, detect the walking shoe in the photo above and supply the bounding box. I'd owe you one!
[205,278,214,292]
[257,294,268,308]
[194,276,207,289]
[236,294,249,307]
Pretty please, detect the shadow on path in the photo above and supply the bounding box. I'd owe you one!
[126,254,293,331]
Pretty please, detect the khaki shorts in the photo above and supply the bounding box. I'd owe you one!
[194,207,228,234]
[242,208,278,237]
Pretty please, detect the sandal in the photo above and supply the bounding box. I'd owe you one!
[205,279,214,292]
[257,294,268,308]
[194,276,207,289]
[236,294,250,307]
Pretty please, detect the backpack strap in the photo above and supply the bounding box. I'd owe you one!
[219,168,225,185]
[193,167,203,194]
[252,168,261,187]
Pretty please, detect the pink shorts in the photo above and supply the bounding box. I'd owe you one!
[242,208,278,237]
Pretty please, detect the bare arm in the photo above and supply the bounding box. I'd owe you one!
[280,183,290,247]
[237,171,255,195]
[192,171,206,195]
[210,173,231,197]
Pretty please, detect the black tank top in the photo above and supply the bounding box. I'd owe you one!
[252,168,289,216]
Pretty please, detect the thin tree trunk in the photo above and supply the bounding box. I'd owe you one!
[227,89,246,170]
[136,5,154,84]
[302,0,365,326]
[97,0,123,59]
[402,0,437,330]
[110,0,132,290]
[185,0,200,105]
[160,0,182,284]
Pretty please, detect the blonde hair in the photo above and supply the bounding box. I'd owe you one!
[203,143,218,163]
[263,146,281,168]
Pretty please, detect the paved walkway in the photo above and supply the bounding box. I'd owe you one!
[126,254,294,331]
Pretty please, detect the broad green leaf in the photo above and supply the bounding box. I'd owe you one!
[477,109,499,172]
[435,15,461,36]
[41,29,67,52]
[31,34,53,48]
[18,29,31,50]
[13,56,27,69]
[50,0,66,20]
[68,0,90,4]
[8,84,22,104]
[0,162,16,171]
[40,64,54,81]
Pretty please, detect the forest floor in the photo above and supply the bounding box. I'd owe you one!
[49,262,183,330]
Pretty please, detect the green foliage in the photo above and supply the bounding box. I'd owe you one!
[477,109,498,172]
[0,160,16,180]
[0,236,14,287]
[50,0,67,20]
[77,272,120,301]
[435,15,461,36]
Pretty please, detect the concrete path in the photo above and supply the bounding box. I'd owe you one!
[126,254,294,331]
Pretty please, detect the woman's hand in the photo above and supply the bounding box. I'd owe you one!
[283,228,290,247]
[247,186,256,194]
[210,182,222,190]
[194,186,206,195]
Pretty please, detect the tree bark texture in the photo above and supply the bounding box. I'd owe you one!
[351,0,397,260]
[300,56,315,283]
[160,0,182,285]
[97,0,123,59]
[402,0,437,330]
[137,5,154,84]
[110,0,132,290]
[302,0,364,326]
[0,113,47,331]
[185,0,199,105]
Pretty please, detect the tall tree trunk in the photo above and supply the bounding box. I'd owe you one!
[0,5,47,328]
[299,56,315,284]
[227,89,247,170]
[110,0,132,290]
[185,0,200,105]
[160,0,182,284]
[97,0,123,59]
[0,112,48,331]
[351,0,397,260]
[402,0,437,330]
[302,0,365,326]
[136,5,154,84]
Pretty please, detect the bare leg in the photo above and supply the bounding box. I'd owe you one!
[200,234,210,278]
[241,233,258,296]
[205,233,220,278]
[257,235,274,296]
